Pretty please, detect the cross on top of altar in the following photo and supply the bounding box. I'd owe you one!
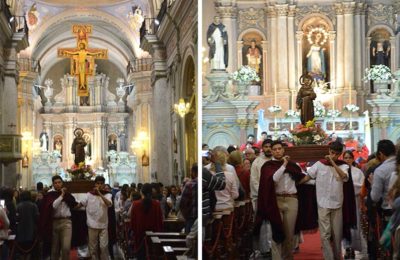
[57,24,108,97]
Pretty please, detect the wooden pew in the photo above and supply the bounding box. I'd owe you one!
[146,236,187,259]
[163,245,189,259]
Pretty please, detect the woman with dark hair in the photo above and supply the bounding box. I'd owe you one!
[342,150,367,259]
[16,191,39,259]
[131,183,163,259]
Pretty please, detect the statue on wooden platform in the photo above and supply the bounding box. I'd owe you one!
[296,74,317,125]
[71,128,87,165]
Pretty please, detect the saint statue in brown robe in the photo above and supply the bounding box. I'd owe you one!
[71,128,87,165]
[296,74,317,125]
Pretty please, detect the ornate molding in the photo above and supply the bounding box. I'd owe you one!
[238,7,265,31]
[216,6,238,18]
[295,5,336,28]
[368,4,396,28]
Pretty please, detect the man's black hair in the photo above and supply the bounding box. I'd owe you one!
[377,139,396,157]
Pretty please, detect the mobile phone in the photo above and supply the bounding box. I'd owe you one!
[0,200,5,208]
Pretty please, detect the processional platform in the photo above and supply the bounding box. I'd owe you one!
[285,145,329,162]
[63,180,95,193]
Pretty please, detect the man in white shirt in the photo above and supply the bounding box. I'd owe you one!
[250,139,273,257]
[80,176,112,260]
[300,141,349,260]
[257,141,305,260]
[48,175,79,260]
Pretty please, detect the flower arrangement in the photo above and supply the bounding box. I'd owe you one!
[67,162,95,180]
[313,100,326,117]
[326,109,341,118]
[343,104,360,113]
[231,65,260,84]
[290,119,328,145]
[285,110,300,118]
[364,65,393,82]
[268,105,282,114]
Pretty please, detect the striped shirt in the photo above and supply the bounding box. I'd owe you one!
[202,166,226,225]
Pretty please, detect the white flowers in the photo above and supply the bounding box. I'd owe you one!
[343,104,360,113]
[326,109,341,118]
[285,110,300,118]
[364,65,393,82]
[313,100,326,117]
[268,105,282,114]
[231,65,260,84]
[313,134,322,142]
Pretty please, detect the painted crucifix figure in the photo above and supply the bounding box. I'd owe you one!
[58,24,108,105]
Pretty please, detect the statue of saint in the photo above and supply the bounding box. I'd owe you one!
[372,40,390,66]
[40,132,48,152]
[71,128,87,165]
[207,16,228,70]
[296,74,317,125]
[306,33,325,80]
[54,139,63,156]
[246,39,262,73]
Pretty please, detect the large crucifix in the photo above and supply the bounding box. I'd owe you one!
[58,24,108,104]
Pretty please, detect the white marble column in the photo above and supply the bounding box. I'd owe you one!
[64,120,74,167]
[335,4,345,90]
[295,31,303,83]
[391,36,396,72]
[261,40,268,95]
[276,4,289,91]
[329,32,337,91]
[287,5,296,92]
[343,2,356,93]
[267,6,278,90]
[216,4,238,73]
[237,40,243,68]
[354,4,362,91]
[93,121,102,168]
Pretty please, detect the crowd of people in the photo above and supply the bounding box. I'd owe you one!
[0,164,198,260]
[202,132,400,260]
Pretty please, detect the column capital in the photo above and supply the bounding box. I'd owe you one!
[334,3,344,15]
[328,31,336,41]
[342,2,356,15]
[295,31,304,41]
[236,119,250,129]
[275,4,289,17]
[288,5,297,17]
[355,3,366,15]
[216,6,238,18]
[266,6,277,18]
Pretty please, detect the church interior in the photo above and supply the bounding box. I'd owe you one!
[0,0,197,189]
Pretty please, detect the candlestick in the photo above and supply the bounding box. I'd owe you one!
[350,113,353,130]
[274,83,277,105]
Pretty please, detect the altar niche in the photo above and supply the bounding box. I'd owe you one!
[300,17,332,88]
[241,32,264,89]
[53,135,63,161]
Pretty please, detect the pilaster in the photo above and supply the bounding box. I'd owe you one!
[276,4,289,91]
[335,3,345,91]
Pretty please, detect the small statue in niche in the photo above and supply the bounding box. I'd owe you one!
[371,40,390,66]
[296,74,317,125]
[71,128,87,165]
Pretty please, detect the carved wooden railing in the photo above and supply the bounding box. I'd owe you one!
[127,58,153,74]
[18,58,40,73]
